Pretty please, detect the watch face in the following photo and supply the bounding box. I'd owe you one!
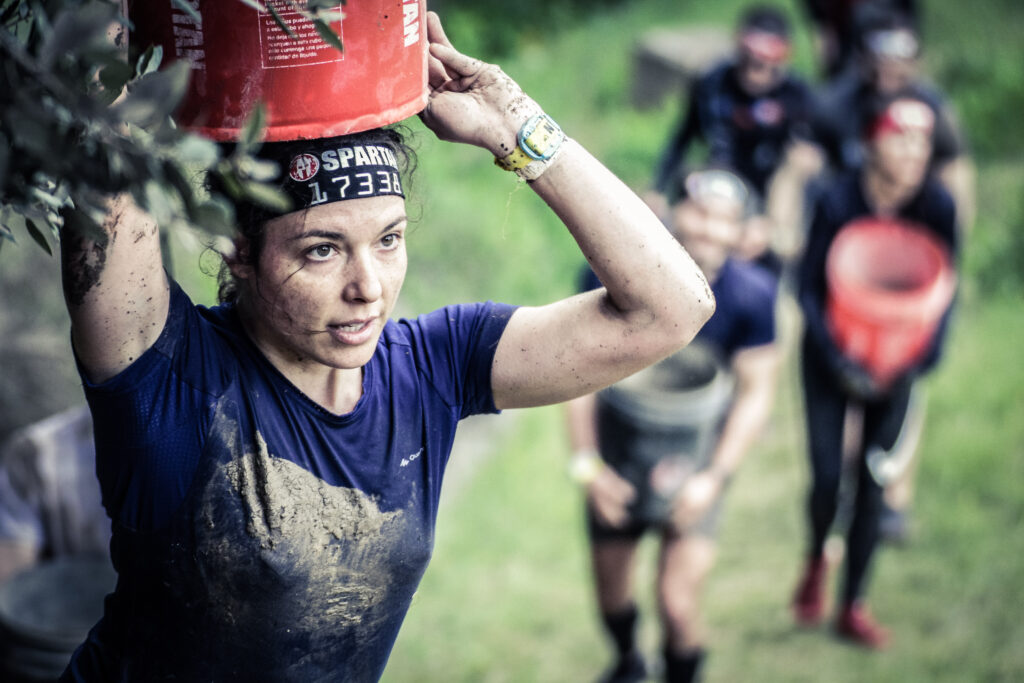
[520,114,563,161]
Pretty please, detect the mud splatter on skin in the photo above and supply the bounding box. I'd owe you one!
[61,226,113,308]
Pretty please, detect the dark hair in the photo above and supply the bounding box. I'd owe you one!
[210,125,417,304]
[738,5,791,39]
[855,4,920,57]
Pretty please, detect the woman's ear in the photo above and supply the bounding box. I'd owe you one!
[226,236,254,281]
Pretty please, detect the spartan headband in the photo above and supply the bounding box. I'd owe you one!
[258,135,405,215]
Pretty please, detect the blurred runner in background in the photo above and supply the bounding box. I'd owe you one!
[568,169,780,683]
[800,0,919,80]
[646,5,822,277]
[791,93,959,649]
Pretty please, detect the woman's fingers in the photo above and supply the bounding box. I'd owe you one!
[427,52,451,90]
[428,42,482,80]
[426,11,454,50]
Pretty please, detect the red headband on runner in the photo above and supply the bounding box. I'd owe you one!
[868,99,935,141]
[740,31,791,63]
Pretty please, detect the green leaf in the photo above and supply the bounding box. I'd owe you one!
[313,17,343,53]
[192,197,236,237]
[40,1,120,69]
[266,3,296,39]
[236,0,267,12]
[0,130,8,190]
[239,102,267,151]
[242,180,292,213]
[143,179,178,226]
[115,61,191,127]
[237,156,280,182]
[24,217,52,255]
[174,135,220,168]
[97,59,135,102]
[306,0,346,9]
[62,208,108,248]
[170,0,201,24]
[136,44,164,77]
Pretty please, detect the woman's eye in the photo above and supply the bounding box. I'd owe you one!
[381,233,400,248]
[308,244,335,260]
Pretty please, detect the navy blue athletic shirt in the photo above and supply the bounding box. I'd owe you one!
[579,258,777,359]
[62,282,516,682]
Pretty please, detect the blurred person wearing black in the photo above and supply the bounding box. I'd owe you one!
[569,170,780,682]
[811,8,975,230]
[647,6,821,276]
[791,93,959,649]
[801,0,919,79]
[807,5,974,544]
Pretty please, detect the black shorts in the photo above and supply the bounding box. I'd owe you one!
[585,477,728,543]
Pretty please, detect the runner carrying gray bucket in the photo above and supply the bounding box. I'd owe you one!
[567,168,781,683]
[596,342,734,524]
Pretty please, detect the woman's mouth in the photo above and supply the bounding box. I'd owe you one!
[327,318,376,346]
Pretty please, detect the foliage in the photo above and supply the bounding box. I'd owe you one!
[430,0,632,59]
[0,0,343,256]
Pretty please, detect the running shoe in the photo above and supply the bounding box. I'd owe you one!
[598,650,648,683]
[792,554,828,626]
[836,602,891,649]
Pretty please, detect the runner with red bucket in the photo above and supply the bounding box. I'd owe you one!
[791,92,959,649]
[58,6,717,682]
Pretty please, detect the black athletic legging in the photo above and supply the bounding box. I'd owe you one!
[800,335,912,604]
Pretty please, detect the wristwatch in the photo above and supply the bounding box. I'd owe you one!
[494,113,566,180]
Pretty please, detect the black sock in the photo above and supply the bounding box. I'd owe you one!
[663,646,705,683]
[601,604,640,658]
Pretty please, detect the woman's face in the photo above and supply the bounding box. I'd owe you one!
[870,126,932,190]
[671,195,744,279]
[232,195,408,372]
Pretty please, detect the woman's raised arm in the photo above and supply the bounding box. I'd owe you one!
[61,195,169,384]
[419,12,715,409]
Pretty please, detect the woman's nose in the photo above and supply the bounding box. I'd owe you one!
[343,250,383,303]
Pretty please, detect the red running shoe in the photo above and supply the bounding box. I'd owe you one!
[836,602,891,650]
[792,555,828,626]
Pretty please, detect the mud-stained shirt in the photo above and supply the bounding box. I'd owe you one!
[62,282,516,683]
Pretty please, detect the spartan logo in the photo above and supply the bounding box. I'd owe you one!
[289,154,320,182]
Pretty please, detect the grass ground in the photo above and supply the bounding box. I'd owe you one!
[383,295,1024,683]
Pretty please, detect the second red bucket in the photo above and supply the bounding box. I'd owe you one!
[128,0,429,141]
[825,217,956,388]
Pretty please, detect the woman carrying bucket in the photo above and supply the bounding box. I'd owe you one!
[791,92,959,649]
[57,11,715,683]
[568,169,781,683]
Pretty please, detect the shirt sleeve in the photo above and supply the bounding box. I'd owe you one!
[737,271,779,350]
[76,281,235,531]
[404,302,518,420]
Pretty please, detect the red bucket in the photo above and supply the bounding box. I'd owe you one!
[825,217,956,387]
[128,0,428,141]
